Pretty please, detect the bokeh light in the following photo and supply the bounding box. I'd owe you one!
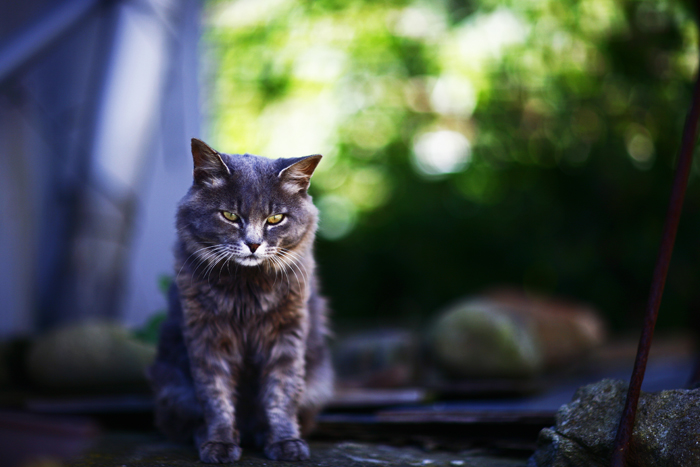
[204,0,700,330]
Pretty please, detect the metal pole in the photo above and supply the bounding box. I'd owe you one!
[610,57,700,467]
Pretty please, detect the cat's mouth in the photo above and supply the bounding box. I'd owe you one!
[235,255,264,267]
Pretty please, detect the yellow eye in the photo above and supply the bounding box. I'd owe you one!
[267,214,284,224]
[222,211,238,221]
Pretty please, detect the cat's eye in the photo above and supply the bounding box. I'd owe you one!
[267,214,284,225]
[222,211,238,222]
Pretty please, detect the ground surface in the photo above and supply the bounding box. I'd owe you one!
[67,434,528,467]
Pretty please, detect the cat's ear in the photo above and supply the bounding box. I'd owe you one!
[191,138,231,185]
[278,155,322,193]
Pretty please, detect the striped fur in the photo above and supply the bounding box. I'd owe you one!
[148,139,333,463]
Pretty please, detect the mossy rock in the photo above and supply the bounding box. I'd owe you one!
[430,301,542,379]
[529,379,700,467]
[26,322,156,392]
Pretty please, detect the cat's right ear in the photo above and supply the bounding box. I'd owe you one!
[191,138,231,186]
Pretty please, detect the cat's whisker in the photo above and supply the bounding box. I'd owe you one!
[285,257,307,287]
[226,252,233,277]
[278,248,309,286]
[225,249,236,277]
[271,256,287,285]
[192,245,226,269]
[197,246,229,283]
[280,253,302,287]
[274,247,295,269]
[204,250,227,284]
[268,256,281,281]
[189,247,225,285]
[277,255,303,288]
[219,250,235,281]
[190,250,220,275]
[281,251,308,272]
[271,256,287,288]
[264,256,275,286]
[201,254,219,284]
[211,248,232,281]
[271,255,291,286]
[267,256,278,287]
[271,260,279,287]
[177,244,221,281]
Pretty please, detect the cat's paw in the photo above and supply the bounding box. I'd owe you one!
[199,441,242,464]
[264,438,310,461]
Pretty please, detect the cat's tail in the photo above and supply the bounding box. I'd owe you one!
[147,362,203,443]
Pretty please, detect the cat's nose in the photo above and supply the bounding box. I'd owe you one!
[247,242,260,253]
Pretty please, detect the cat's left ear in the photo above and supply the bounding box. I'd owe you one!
[191,138,231,186]
[278,155,322,193]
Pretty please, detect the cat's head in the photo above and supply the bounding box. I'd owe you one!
[176,138,321,270]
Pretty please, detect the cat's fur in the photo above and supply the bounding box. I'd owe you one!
[147,139,333,463]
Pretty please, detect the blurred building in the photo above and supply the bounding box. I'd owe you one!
[0,0,201,336]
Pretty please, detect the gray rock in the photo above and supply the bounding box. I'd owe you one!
[430,301,542,379]
[26,322,155,391]
[529,379,700,467]
[429,293,605,379]
[66,436,529,467]
[333,329,417,388]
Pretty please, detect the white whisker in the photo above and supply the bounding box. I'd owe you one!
[176,244,221,281]
[203,250,226,283]
[282,254,302,287]
[271,255,291,286]
[279,248,309,284]
[276,247,308,288]
[193,245,228,283]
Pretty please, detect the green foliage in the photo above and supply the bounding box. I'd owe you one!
[158,274,173,296]
[205,0,700,331]
[133,275,171,345]
[133,312,166,345]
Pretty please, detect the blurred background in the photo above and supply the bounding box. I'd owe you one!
[1,0,700,465]
[5,0,698,337]
[0,0,200,335]
[201,0,699,334]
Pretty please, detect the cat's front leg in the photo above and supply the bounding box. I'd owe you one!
[261,336,309,462]
[185,328,242,463]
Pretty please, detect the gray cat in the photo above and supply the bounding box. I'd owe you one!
[148,139,333,463]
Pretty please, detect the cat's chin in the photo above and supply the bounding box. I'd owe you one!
[234,256,264,267]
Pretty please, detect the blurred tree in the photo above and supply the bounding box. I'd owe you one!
[204,0,699,331]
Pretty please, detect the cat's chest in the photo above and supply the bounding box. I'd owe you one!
[179,273,307,348]
[183,272,289,318]
[213,281,281,317]
[198,297,305,361]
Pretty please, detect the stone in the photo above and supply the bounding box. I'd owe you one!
[26,322,155,391]
[429,291,605,379]
[529,379,700,467]
[333,329,417,388]
[67,436,529,467]
[430,300,542,379]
